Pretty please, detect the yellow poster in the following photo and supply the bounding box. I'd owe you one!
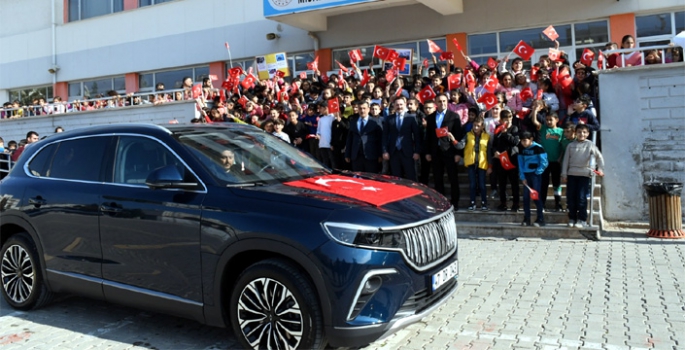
[256,52,290,80]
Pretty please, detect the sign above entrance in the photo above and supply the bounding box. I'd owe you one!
[263,0,380,17]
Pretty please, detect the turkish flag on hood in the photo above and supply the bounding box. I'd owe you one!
[284,175,422,207]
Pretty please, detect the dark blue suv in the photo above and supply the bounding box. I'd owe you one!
[0,123,458,349]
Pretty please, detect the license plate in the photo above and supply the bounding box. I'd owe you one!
[431,260,458,292]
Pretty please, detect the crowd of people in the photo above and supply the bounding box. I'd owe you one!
[2,36,681,226]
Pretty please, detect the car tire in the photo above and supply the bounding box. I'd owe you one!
[1,232,54,310]
[230,258,326,350]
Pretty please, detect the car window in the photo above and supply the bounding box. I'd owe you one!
[113,136,186,184]
[27,143,58,177]
[48,137,110,181]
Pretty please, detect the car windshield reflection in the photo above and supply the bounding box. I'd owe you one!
[175,128,328,185]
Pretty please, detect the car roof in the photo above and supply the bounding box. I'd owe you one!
[43,123,257,142]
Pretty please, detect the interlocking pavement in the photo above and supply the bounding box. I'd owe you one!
[1,224,683,349]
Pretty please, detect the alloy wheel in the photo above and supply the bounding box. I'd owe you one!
[237,277,303,349]
[1,244,34,304]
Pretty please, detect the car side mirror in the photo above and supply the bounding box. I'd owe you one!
[145,165,198,190]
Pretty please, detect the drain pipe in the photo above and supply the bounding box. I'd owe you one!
[51,0,57,85]
[308,31,319,51]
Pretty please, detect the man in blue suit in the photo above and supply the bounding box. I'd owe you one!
[383,96,422,181]
[345,101,383,173]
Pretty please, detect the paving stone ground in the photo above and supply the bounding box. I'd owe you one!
[1,225,683,350]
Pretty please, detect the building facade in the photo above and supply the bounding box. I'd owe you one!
[1,0,683,104]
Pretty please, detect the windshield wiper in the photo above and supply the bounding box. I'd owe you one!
[225,181,268,188]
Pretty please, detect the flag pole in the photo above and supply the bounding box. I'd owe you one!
[225,42,233,68]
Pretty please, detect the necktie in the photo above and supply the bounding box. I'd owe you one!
[397,113,403,129]
[359,118,365,132]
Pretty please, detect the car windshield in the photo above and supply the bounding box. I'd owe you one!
[175,127,328,185]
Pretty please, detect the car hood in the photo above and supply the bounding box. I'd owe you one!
[230,172,452,225]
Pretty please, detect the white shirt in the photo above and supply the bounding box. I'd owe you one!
[316,114,335,148]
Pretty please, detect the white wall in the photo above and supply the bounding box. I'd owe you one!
[0,101,199,143]
[599,62,685,221]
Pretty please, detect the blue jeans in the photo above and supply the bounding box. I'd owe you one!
[567,175,590,222]
[523,172,544,222]
[467,165,487,203]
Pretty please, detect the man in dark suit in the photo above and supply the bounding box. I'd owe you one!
[345,101,383,173]
[424,94,465,210]
[383,96,421,181]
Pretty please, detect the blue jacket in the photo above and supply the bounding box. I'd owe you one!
[517,142,548,180]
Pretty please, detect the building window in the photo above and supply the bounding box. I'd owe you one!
[467,20,608,69]
[69,0,124,22]
[139,0,175,7]
[137,66,209,92]
[636,11,685,47]
[68,76,126,100]
[8,86,54,106]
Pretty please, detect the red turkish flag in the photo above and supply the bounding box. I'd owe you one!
[524,184,540,200]
[499,150,516,170]
[275,70,285,78]
[284,175,422,207]
[452,38,462,52]
[465,71,476,92]
[224,42,230,50]
[327,98,340,113]
[278,90,289,103]
[373,45,391,60]
[487,57,498,70]
[338,71,345,88]
[222,77,237,91]
[535,88,544,100]
[598,50,605,69]
[513,40,535,61]
[580,48,595,67]
[417,85,436,104]
[361,69,370,86]
[209,74,218,81]
[516,107,531,119]
[392,57,407,71]
[559,73,573,89]
[307,56,319,71]
[427,39,443,53]
[336,60,349,73]
[386,50,399,62]
[435,127,449,138]
[477,92,498,111]
[192,83,202,99]
[520,87,533,101]
[348,49,363,62]
[483,74,499,93]
[290,83,299,96]
[447,73,462,91]
[542,25,559,41]
[219,89,226,103]
[300,71,307,79]
[241,74,256,89]
[422,58,430,69]
[237,95,249,107]
[385,69,397,83]
[229,66,243,77]
[439,51,454,61]
[530,66,540,82]
[548,48,562,62]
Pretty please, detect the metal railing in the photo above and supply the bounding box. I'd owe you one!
[602,44,681,68]
[1,88,220,119]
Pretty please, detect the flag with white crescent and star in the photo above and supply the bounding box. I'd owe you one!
[512,40,535,61]
[284,175,422,206]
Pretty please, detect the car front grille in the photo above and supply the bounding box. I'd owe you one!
[401,210,457,270]
[397,277,458,315]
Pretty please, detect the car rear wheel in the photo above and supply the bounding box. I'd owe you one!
[230,259,326,349]
[1,233,53,310]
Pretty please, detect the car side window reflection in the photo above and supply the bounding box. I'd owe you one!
[113,136,186,185]
[48,137,110,181]
[27,144,58,177]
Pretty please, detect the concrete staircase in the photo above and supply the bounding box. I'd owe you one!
[434,167,603,240]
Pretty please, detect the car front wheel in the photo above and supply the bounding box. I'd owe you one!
[1,232,53,310]
[230,258,326,349]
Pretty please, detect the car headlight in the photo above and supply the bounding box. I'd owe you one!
[322,222,406,249]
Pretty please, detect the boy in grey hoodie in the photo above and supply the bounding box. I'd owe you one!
[561,124,605,228]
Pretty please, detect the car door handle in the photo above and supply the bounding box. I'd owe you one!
[100,203,123,213]
[28,197,46,207]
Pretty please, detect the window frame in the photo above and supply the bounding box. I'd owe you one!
[137,65,209,93]
[8,85,54,106]
[635,11,685,47]
[68,0,124,22]
[68,76,126,101]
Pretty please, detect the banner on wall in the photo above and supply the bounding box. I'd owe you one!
[264,0,380,17]
[256,52,290,80]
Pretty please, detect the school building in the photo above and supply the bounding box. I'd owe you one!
[1,0,683,104]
